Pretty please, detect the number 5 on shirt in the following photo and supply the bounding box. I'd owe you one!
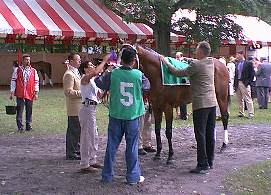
[120,82,134,106]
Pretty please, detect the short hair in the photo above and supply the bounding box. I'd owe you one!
[68,52,79,61]
[197,41,211,56]
[22,54,30,59]
[176,52,183,56]
[121,48,136,64]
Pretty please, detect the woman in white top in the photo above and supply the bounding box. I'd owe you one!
[78,55,110,173]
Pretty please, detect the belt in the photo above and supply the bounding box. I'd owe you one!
[82,100,97,105]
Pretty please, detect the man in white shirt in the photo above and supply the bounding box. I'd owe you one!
[10,54,39,132]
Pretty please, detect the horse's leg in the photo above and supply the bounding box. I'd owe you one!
[218,96,229,153]
[164,105,174,165]
[152,105,163,160]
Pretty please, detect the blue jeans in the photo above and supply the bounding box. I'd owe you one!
[102,117,141,183]
[16,98,33,130]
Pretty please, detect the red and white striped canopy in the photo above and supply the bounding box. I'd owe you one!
[0,0,183,42]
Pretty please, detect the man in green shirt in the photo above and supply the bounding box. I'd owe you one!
[95,48,150,184]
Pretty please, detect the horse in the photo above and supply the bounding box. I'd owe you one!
[13,61,53,87]
[121,44,229,164]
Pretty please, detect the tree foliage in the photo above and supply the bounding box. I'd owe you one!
[102,0,271,55]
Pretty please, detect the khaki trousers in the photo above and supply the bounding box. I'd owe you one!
[236,81,254,115]
[138,111,153,149]
[79,105,98,168]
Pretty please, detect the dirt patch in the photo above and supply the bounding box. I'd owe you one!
[0,124,271,195]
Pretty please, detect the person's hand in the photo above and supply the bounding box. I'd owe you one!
[9,92,14,100]
[103,54,111,62]
[34,93,38,100]
[159,55,167,65]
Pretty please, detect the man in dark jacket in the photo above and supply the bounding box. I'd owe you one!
[234,51,255,119]
[255,57,271,109]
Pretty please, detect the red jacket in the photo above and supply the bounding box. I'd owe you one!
[15,67,36,100]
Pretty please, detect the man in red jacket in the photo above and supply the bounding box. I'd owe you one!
[10,54,39,132]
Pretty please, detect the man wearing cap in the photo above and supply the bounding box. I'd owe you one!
[255,57,271,109]
[234,51,255,119]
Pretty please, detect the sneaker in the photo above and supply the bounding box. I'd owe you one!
[138,148,147,155]
[247,114,254,119]
[25,124,32,131]
[189,166,209,174]
[80,166,99,173]
[91,163,104,169]
[128,176,145,185]
[238,112,245,117]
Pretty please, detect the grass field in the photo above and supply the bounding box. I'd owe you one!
[0,87,270,135]
[224,160,271,194]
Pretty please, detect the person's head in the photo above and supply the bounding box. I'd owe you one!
[195,41,211,60]
[228,56,236,63]
[79,61,95,75]
[22,54,31,67]
[68,53,81,68]
[121,48,136,67]
[236,51,245,61]
[175,52,183,61]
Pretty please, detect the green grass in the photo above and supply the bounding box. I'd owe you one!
[0,88,270,135]
[223,160,271,195]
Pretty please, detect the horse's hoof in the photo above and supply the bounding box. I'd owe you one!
[153,155,161,161]
[166,159,174,165]
[219,142,227,153]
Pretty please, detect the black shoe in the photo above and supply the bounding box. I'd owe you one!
[25,124,32,131]
[143,146,156,153]
[189,166,209,174]
[66,155,81,160]
[138,148,147,155]
[180,115,188,120]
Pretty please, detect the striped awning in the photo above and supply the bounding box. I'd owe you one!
[0,0,183,42]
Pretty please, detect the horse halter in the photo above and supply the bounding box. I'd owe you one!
[119,43,140,70]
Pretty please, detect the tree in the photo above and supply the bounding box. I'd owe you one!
[102,0,271,55]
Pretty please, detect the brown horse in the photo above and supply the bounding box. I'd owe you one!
[122,44,229,164]
[13,61,53,87]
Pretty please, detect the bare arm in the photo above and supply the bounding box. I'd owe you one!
[160,55,188,77]
[81,54,110,85]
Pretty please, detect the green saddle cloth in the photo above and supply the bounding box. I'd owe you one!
[161,57,190,86]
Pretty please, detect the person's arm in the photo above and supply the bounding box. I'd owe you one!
[81,54,110,85]
[94,71,111,91]
[63,73,81,98]
[142,74,150,92]
[34,69,39,100]
[10,67,17,100]
[160,55,188,77]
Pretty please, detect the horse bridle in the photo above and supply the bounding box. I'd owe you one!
[119,43,140,70]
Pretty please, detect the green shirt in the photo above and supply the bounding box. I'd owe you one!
[109,68,145,120]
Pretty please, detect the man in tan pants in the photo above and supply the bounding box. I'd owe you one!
[138,99,156,155]
[234,51,255,119]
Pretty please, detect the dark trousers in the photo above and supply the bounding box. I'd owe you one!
[16,98,33,130]
[193,106,216,168]
[66,116,81,158]
[257,87,269,109]
[180,104,187,117]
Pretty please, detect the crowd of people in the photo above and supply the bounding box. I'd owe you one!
[9,42,271,183]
